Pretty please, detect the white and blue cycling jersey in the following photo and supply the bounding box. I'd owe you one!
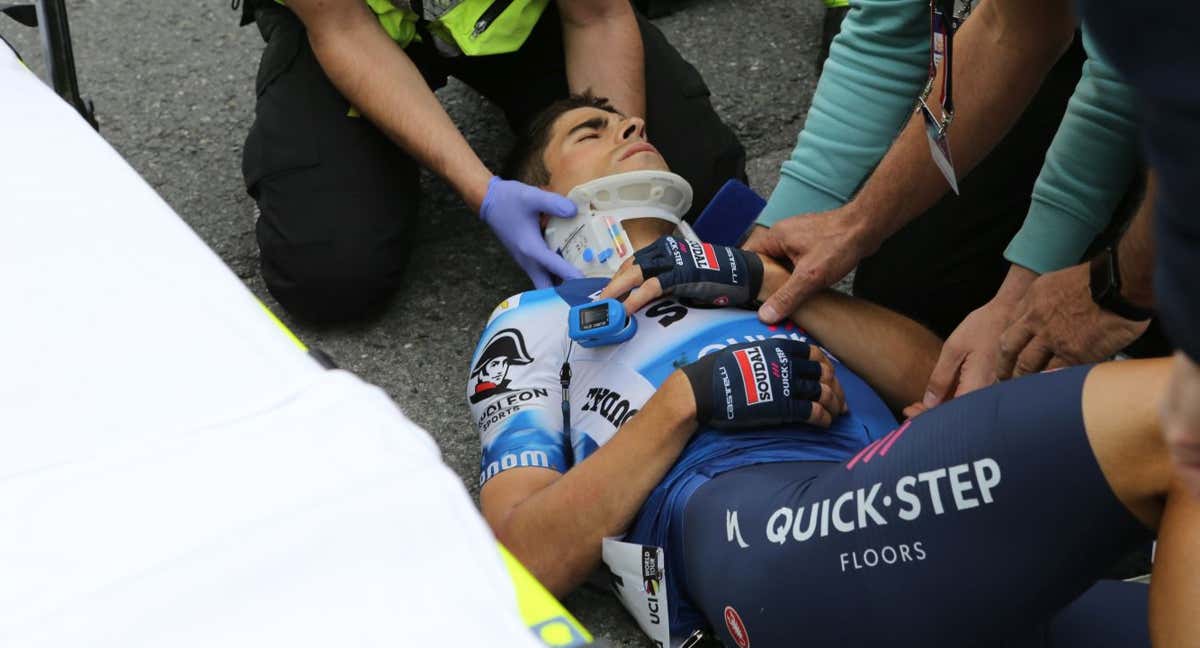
[468,278,898,634]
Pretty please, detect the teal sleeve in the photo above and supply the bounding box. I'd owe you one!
[757,0,929,227]
[1003,30,1140,273]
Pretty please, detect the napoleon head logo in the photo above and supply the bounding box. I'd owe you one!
[470,328,534,403]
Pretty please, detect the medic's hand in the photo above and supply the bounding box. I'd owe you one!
[680,339,847,429]
[598,236,764,314]
[1163,351,1200,498]
[921,265,1038,409]
[742,208,876,324]
[996,263,1149,379]
[479,176,584,289]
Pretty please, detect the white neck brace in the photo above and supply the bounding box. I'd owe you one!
[544,170,696,278]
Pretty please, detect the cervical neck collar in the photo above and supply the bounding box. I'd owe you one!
[545,170,696,278]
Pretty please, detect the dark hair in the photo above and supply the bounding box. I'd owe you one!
[502,92,619,186]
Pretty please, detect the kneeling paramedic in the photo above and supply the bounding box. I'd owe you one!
[237,0,744,324]
[467,95,1200,646]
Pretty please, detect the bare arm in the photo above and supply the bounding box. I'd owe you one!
[848,0,1079,251]
[738,258,940,410]
[747,0,1079,321]
[599,252,941,411]
[789,291,942,411]
[479,372,696,597]
[288,0,493,210]
[557,0,645,117]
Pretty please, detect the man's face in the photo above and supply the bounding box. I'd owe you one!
[480,357,509,385]
[541,107,669,195]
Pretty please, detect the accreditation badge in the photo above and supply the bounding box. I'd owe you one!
[918,0,972,194]
[923,108,959,195]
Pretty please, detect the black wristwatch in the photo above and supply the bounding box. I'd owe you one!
[1089,247,1154,322]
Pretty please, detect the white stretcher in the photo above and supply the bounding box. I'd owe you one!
[0,42,588,647]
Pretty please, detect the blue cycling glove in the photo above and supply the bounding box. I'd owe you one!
[682,339,827,429]
[633,235,763,307]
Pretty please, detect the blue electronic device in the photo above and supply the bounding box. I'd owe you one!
[568,299,637,348]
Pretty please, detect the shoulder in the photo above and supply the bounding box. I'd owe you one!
[472,288,567,376]
[470,288,581,485]
[474,279,610,354]
[483,288,559,329]
[483,278,609,327]
[468,286,579,411]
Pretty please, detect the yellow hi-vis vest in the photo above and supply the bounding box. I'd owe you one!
[277,0,549,56]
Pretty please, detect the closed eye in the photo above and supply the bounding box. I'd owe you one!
[568,116,608,142]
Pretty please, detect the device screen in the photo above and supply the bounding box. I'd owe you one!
[579,304,610,330]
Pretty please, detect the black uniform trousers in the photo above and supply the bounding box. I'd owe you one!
[242,5,746,324]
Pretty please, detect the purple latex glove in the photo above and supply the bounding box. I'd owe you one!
[479,176,584,288]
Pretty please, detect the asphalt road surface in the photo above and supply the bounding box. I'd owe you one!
[4,2,827,644]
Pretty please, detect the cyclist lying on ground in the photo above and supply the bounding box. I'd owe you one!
[467,95,1199,646]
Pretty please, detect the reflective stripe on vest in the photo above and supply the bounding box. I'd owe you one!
[275,0,547,55]
[498,544,594,646]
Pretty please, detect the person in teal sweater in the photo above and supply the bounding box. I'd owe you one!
[945,30,1152,405]
[746,0,1147,407]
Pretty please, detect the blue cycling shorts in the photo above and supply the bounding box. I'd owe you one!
[678,365,1152,647]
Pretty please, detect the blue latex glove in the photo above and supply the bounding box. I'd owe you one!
[479,176,584,288]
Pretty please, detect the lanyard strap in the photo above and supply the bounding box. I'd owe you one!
[936,0,955,115]
[923,0,966,132]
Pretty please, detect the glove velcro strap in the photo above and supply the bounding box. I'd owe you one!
[743,251,764,303]
[680,352,718,424]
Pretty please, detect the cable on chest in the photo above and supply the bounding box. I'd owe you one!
[560,341,575,464]
[560,299,637,461]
